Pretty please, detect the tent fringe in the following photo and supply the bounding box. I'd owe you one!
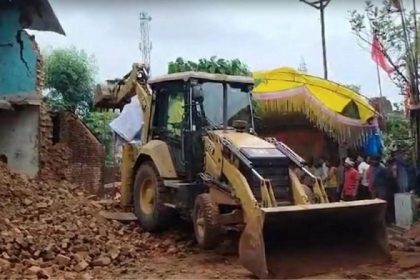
[255,89,374,147]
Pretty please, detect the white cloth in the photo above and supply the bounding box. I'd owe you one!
[109,96,144,142]
[345,157,354,166]
[358,161,370,187]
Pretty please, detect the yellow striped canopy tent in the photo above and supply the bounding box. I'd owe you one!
[252,67,378,147]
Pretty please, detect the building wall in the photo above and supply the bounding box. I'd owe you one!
[0,106,40,176]
[40,111,105,193]
[61,112,105,193]
[267,127,325,161]
[0,6,38,97]
[0,4,43,177]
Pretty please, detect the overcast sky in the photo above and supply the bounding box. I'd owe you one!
[31,0,402,102]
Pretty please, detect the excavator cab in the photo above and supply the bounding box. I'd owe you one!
[95,65,390,279]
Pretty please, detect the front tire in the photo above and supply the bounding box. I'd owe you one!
[133,161,172,232]
[193,193,222,249]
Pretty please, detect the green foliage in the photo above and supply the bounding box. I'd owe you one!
[43,47,97,116]
[345,84,361,93]
[168,56,251,76]
[43,47,117,164]
[84,111,117,165]
[383,103,413,157]
[349,0,419,91]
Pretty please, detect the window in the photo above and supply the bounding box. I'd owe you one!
[200,82,252,128]
[152,81,186,137]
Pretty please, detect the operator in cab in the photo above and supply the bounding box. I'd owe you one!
[167,92,184,136]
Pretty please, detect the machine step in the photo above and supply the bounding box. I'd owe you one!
[163,180,196,188]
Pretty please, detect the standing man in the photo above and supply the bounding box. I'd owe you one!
[325,159,338,202]
[368,156,388,200]
[313,158,327,183]
[357,156,372,199]
[368,156,393,224]
[336,157,346,198]
[394,150,409,193]
[341,158,359,201]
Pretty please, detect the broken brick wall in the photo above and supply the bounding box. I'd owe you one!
[38,105,72,181]
[57,112,105,192]
[103,166,121,184]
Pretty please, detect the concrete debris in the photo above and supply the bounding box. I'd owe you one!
[74,260,89,272]
[0,163,191,279]
[2,155,420,279]
[55,254,71,266]
[91,256,111,267]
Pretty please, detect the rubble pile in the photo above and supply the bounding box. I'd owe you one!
[0,163,192,279]
[341,225,420,279]
[39,143,72,181]
[38,104,72,182]
[388,225,420,253]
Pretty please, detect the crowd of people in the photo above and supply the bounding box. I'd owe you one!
[303,151,419,223]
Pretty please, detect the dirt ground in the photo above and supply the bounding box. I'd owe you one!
[2,163,420,279]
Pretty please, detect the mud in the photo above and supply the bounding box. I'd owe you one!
[1,162,420,279]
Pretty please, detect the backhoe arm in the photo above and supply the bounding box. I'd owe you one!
[94,63,153,210]
[94,63,152,143]
[94,63,150,109]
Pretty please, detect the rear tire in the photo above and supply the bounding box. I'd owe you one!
[133,161,172,232]
[193,193,222,249]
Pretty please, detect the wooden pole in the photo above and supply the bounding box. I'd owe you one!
[320,1,328,79]
[376,64,383,115]
[300,0,331,80]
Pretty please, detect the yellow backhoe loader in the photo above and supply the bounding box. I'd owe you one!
[95,63,390,279]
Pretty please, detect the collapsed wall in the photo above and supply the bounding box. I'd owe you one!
[0,162,188,279]
[39,110,105,194]
[32,33,105,193]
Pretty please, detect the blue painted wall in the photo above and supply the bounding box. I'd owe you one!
[0,5,38,97]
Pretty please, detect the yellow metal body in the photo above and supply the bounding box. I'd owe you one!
[96,64,389,279]
[120,140,177,208]
[108,64,177,208]
[137,140,177,178]
[203,130,389,278]
[120,144,136,208]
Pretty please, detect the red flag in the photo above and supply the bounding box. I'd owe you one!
[371,35,395,74]
[390,0,402,11]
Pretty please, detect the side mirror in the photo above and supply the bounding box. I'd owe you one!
[192,85,204,102]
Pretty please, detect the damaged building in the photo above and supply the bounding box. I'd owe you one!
[0,0,105,193]
[0,0,64,177]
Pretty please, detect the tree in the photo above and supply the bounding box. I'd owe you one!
[43,47,97,116]
[84,111,117,165]
[383,105,414,158]
[349,1,420,158]
[345,84,361,93]
[349,0,419,99]
[43,47,117,164]
[168,56,251,76]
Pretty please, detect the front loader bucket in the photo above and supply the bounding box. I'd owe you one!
[239,199,390,279]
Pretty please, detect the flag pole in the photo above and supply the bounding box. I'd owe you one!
[375,63,383,115]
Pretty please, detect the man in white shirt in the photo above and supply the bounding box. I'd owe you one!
[357,156,372,199]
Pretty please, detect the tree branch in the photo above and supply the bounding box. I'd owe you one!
[352,31,410,85]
